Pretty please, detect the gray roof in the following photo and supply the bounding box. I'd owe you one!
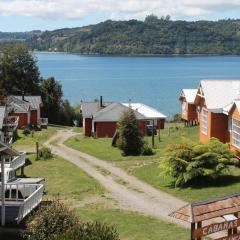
[14,96,42,109]
[0,106,6,130]
[0,140,20,156]
[7,96,30,113]
[93,102,146,122]
[81,101,112,118]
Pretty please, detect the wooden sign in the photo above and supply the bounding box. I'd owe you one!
[215,233,240,240]
[194,219,240,238]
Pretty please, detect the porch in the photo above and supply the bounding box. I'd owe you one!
[0,183,44,223]
[38,118,48,128]
[5,152,26,171]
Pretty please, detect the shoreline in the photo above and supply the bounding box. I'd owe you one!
[32,51,240,57]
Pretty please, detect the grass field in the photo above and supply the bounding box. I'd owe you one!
[17,126,192,240]
[65,122,199,161]
[65,123,240,203]
[13,125,67,150]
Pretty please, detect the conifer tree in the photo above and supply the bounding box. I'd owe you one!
[117,109,144,156]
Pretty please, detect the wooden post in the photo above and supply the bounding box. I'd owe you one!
[21,166,24,176]
[152,120,155,148]
[1,155,5,226]
[36,142,39,160]
[191,222,195,240]
[197,222,202,240]
[158,128,161,142]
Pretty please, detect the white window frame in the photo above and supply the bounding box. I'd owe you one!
[231,118,240,148]
[201,109,208,135]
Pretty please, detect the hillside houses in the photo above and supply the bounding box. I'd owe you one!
[0,95,48,129]
[81,97,167,138]
[180,80,240,155]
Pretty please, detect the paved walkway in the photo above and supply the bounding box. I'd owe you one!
[45,129,188,228]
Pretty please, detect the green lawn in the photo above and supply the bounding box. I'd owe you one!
[17,127,191,240]
[77,206,189,240]
[13,125,67,150]
[133,162,240,202]
[23,154,104,200]
[65,122,199,161]
[64,123,240,203]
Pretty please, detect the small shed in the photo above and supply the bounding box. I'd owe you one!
[179,89,198,126]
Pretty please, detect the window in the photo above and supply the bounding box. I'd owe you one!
[232,118,240,148]
[202,109,208,135]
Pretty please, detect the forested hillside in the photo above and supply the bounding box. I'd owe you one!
[1,16,240,55]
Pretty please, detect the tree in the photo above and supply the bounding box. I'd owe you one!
[159,138,239,187]
[0,43,40,95]
[40,77,63,123]
[144,14,159,24]
[117,109,144,156]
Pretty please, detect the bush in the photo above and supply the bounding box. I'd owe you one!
[23,127,31,135]
[142,144,154,156]
[56,222,119,240]
[23,200,78,240]
[159,138,239,188]
[39,147,53,160]
[117,109,144,155]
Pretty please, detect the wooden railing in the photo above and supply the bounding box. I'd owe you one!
[17,184,44,222]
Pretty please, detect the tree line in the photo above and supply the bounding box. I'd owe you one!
[1,15,240,55]
[0,43,81,126]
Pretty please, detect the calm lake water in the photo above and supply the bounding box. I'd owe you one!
[35,52,240,117]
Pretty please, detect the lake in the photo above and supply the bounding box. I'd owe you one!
[35,52,240,117]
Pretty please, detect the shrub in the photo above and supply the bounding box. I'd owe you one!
[56,222,119,240]
[159,138,239,188]
[23,200,78,240]
[39,147,53,160]
[142,144,154,156]
[23,126,31,135]
[117,109,144,155]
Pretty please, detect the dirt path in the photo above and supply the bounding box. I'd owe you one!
[45,129,188,228]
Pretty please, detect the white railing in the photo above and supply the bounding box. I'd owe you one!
[3,116,19,131]
[3,136,13,145]
[1,183,40,201]
[17,184,44,222]
[39,118,48,126]
[5,152,26,170]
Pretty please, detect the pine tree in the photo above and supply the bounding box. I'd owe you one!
[117,109,144,156]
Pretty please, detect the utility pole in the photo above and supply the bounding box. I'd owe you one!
[1,154,5,226]
[152,119,155,148]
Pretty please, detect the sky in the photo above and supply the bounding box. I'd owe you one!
[1,0,240,32]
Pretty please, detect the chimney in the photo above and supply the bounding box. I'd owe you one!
[100,96,103,108]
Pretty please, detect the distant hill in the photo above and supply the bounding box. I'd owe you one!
[1,17,240,55]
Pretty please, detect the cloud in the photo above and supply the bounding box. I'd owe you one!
[0,0,239,20]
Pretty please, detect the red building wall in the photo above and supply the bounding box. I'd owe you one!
[10,112,28,129]
[30,110,38,125]
[95,120,148,138]
[157,119,165,129]
[96,122,117,138]
[84,118,92,136]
